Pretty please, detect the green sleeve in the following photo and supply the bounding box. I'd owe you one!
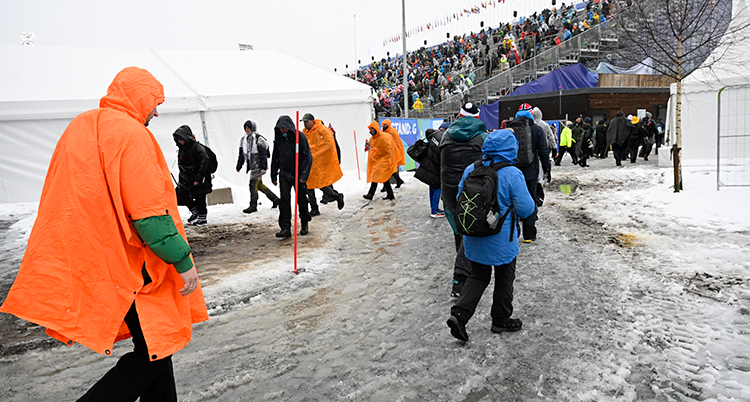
[132,215,193,273]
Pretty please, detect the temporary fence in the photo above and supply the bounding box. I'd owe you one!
[717,84,750,190]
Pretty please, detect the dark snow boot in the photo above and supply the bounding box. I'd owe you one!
[271,199,279,209]
[187,208,199,224]
[192,214,207,226]
[491,318,522,333]
[309,208,321,217]
[447,314,469,342]
[336,193,345,210]
[243,206,257,214]
[275,228,291,238]
[299,220,309,236]
[363,193,374,200]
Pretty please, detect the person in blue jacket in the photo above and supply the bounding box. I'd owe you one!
[446,129,536,342]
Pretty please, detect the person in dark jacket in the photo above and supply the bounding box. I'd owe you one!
[594,119,609,159]
[440,102,488,298]
[639,112,657,161]
[626,115,646,163]
[606,111,630,166]
[236,120,279,214]
[174,125,212,226]
[576,117,594,167]
[270,115,313,238]
[413,128,444,217]
[513,103,550,242]
[446,129,536,342]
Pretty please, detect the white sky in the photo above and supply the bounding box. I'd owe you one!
[0,0,569,72]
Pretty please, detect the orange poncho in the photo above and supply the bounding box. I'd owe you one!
[382,118,406,167]
[303,119,343,189]
[0,67,208,361]
[366,121,397,183]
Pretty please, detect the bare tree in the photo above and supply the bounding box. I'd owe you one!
[611,0,750,191]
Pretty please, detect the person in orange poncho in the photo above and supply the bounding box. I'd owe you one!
[0,67,208,401]
[301,113,345,215]
[381,118,406,188]
[363,121,397,200]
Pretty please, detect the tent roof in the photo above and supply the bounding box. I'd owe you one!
[0,45,372,119]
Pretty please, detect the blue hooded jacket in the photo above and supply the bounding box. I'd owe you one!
[457,129,536,266]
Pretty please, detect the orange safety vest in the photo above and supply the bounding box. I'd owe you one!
[0,67,208,361]
[303,119,343,189]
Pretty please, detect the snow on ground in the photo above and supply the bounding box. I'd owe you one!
[1,156,750,401]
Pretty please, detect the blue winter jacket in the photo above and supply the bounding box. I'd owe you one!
[458,129,536,266]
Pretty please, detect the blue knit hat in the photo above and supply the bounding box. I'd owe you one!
[439,121,451,130]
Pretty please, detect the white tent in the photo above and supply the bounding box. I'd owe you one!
[0,45,374,203]
[678,0,750,166]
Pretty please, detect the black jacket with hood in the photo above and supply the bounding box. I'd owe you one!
[270,115,312,184]
[414,129,442,188]
[173,125,212,196]
[606,112,630,146]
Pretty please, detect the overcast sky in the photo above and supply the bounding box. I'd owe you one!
[1,0,567,73]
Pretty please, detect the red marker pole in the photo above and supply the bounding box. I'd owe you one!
[353,130,361,180]
[294,111,300,275]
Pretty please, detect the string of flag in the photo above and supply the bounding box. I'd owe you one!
[383,0,508,46]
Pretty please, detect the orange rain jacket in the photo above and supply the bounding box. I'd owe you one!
[382,119,406,167]
[0,67,208,361]
[367,121,397,183]
[303,119,343,189]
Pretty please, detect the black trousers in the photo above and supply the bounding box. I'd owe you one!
[366,181,393,198]
[278,175,311,231]
[77,303,177,402]
[521,178,538,241]
[175,186,207,215]
[628,141,640,163]
[249,177,278,209]
[451,258,517,326]
[554,146,577,165]
[308,185,341,211]
[612,143,626,165]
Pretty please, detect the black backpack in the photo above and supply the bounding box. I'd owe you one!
[201,143,218,174]
[455,160,515,238]
[406,139,429,162]
[507,119,534,167]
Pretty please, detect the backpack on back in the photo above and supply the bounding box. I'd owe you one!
[507,119,534,167]
[455,160,514,238]
[201,143,218,174]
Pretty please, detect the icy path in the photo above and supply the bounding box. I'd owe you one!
[2,162,750,401]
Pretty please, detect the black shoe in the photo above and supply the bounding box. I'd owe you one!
[309,209,321,217]
[337,194,345,210]
[363,194,374,200]
[382,194,395,200]
[643,157,649,161]
[243,206,257,214]
[380,187,387,193]
[271,199,279,209]
[447,315,469,342]
[299,222,309,236]
[554,163,561,166]
[491,318,522,333]
[275,229,291,238]
[395,180,404,189]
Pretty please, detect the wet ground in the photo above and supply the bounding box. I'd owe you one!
[2,157,750,401]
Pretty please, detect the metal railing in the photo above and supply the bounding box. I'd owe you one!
[426,19,619,119]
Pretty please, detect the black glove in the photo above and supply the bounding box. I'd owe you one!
[544,168,551,183]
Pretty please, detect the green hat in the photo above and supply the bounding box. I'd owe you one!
[301,113,315,122]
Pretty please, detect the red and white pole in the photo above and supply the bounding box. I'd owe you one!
[353,130,361,180]
[294,111,300,275]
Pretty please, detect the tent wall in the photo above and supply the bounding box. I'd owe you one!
[193,103,373,191]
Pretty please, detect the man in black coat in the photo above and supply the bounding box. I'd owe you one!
[412,128,443,217]
[606,111,630,166]
[513,103,551,242]
[173,125,212,226]
[270,115,313,238]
